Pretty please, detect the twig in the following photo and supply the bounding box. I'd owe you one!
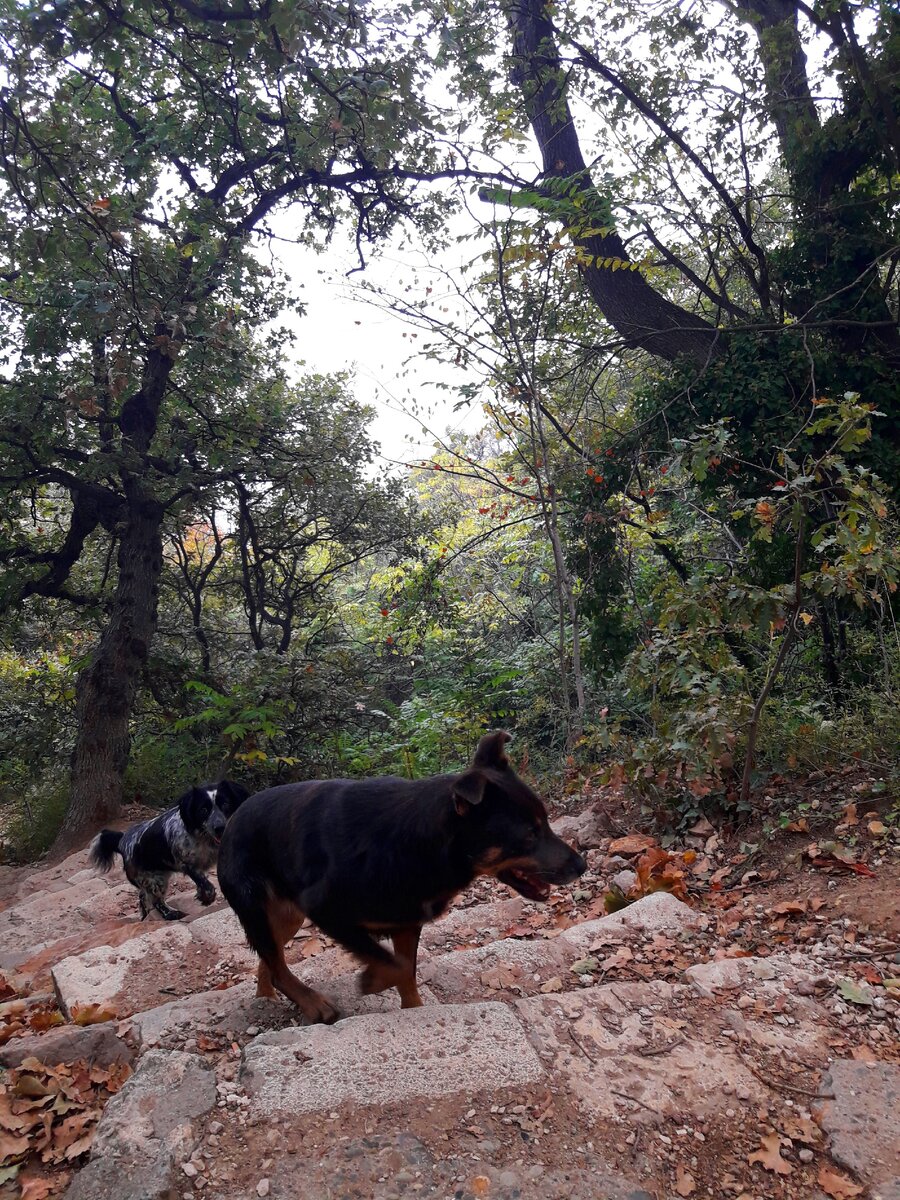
[734,1047,831,1099]
[636,1036,686,1057]
[610,1088,662,1116]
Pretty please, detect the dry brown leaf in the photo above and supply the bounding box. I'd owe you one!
[842,803,858,825]
[70,1004,116,1027]
[27,1011,64,1034]
[539,977,564,994]
[782,1115,821,1145]
[817,1166,864,1199]
[867,820,886,835]
[0,1021,25,1046]
[608,834,656,856]
[19,1175,61,1200]
[675,1165,696,1196]
[480,965,520,990]
[0,1130,31,1165]
[748,1133,793,1175]
[850,1044,877,1062]
[472,1175,491,1197]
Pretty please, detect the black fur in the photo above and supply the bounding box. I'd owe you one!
[90,780,250,921]
[217,731,586,1023]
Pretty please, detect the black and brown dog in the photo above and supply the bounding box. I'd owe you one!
[217,730,586,1023]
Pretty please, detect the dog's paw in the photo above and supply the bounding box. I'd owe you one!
[160,906,186,921]
[309,997,340,1025]
[197,885,216,906]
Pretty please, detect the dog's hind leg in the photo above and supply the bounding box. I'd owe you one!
[136,871,184,921]
[390,927,424,1009]
[255,898,304,1000]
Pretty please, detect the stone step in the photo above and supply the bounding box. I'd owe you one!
[2,864,231,978]
[65,953,841,1200]
[51,903,253,1018]
[50,894,530,1020]
[240,1002,544,1115]
[116,893,699,1047]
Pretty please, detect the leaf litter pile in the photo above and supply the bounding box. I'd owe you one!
[0,1054,130,1197]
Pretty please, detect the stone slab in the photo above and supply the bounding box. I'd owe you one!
[517,981,765,1123]
[685,953,830,994]
[65,1050,215,1200]
[560,892,705,955]
[0,1021,134,1069]
[231,1130,655,1200]
[815,1060,900,1196]
[0,877,113,968]
[52,923,195,1016]
[241,1001,543,1114]
[421,933,571,1002]
[132,973,438,1049]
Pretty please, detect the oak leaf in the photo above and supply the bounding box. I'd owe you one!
[817,1166,863,1199]
[748,1133,792,1174]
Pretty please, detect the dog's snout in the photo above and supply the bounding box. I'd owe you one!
[567,848,588,881]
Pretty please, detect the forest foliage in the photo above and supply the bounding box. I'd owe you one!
[0,0,897,857]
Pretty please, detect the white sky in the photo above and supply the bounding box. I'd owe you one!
[269,208,495,471]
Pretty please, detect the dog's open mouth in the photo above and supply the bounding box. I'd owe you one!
[497,867,553,902]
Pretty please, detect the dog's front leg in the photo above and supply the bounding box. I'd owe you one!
[184,867,216,906]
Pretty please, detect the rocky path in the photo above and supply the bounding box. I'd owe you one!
[1,812,898,1200]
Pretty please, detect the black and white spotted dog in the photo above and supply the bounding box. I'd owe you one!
[89,780,250,920]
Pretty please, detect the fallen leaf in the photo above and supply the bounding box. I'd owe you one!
[608,834,656,856]
[28,1011,64,1033]
[480,965,520,990]
[0,1130,30,1165]
[539,977,564,993]
[842,803,858,825]
[20,1175,59,1200]
[748,1133,793,1175]
[850,1045,877,1062]
[817,1166,864,1199]
[867,820,886,835]
[472,1175,491,1197]
[837,978,874,1006]
[782,1115,821,1145]
[771,900,806,916]
[675,1165,696,1196]
[570,956,599,976]
[70,1003,116,1027]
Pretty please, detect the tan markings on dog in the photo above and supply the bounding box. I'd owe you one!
[255,895,337,1022]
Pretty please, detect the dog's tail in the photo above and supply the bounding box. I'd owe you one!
[89,830,123,873]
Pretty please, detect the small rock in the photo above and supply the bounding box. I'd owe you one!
[182,1164,198,1178]
[256,1180,270,1198]
[798,1149,814,1163]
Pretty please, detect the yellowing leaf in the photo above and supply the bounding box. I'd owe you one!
[798,611,814,625]
[71,1003,117,1027]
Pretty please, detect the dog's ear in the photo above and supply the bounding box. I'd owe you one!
[216,780,250,816]
[452,770,487,816]
[178,787,210,832]
[472,730,513,770]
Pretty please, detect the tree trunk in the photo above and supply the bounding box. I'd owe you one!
[504,0,719,364]
[54,334,175,853]
[55,495,164,850]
